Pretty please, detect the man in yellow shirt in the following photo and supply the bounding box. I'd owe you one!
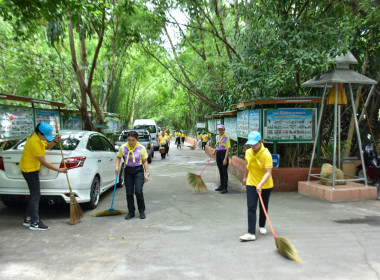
[240,131,273,241]
[20,122,67,230]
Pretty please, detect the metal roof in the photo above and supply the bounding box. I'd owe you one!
[302,51,377,87]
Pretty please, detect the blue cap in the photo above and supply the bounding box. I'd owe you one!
[38,122,54,142]
[180,130,183,133]
[202,131,205,134]
[246,131,261,146]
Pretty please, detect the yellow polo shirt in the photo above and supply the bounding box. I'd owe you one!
[19,133,47,173]
[201,134,208,142]
[245,144,273,189]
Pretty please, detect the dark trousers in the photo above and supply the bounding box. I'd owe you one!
[216,150,229,190]
[22,171,40,223]
[201,141,207,150]
[161,144,168,158]
[124,166,145,213]
[246,186,272,234]
[176,137,181,148]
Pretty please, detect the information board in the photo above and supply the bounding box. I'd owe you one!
[35,109,60,130]
[0,106,34,140]
[248,109,260,134]
[207,119,215,134]
[237,110,249,138]
[63,115,81,130]
[224,117,237,141]
[264,108,316,142]
[105,119,122,133]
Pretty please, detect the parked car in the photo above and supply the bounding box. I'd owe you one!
[132,119,159,150]
[0,130,124,209]
[114,129,154,164]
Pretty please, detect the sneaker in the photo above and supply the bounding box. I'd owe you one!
[125,212,135,220]
[259,227,267,235]
[239,233,256,241]
[29,221,49,231]
[23,219,31,227]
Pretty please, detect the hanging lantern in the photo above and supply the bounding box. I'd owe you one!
[327,83,347,105]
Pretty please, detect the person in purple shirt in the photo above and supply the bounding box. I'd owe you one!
[116,131,150,220]
[212,124,231,194]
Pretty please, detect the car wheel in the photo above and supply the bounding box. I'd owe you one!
[84,176,100,209]
[117,164,125,188]
[148,154,152,164]
[151,151,154,158]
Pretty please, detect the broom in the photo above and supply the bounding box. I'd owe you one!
[258,192,302,263]
[91,173,126,217]
[187,153,214,192]
[55,116,84,225]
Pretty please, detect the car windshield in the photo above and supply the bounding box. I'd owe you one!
[14,133,83,151]
[133,125,156,133]
[119,132,149,142]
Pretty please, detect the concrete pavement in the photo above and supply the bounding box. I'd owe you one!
[1,140,380,280]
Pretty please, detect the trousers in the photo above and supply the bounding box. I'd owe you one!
[216,150,229,190]
[22,171,41,223]
[124,166,145,212]
[246,186,272,234]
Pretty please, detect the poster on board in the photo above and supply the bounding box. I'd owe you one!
[237,110,249,138]
[215,118,222,134]
[63,115,81,130]
[224,117,237,141]
[248,109,260,134]
[0,106,34,140]
[207,119,215,134]
[264,108,315,142]
[35,109,60,130]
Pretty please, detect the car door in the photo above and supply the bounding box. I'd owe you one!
[87,134,113,190]
[98,135,116,188]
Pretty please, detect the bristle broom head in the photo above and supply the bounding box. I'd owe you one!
[69,195,84,225]
[91,209,126,217]
[275,236,303,263]
[187,172,200,188]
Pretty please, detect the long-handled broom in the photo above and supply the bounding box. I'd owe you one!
[55,116,84,225]
[258,192,303,263]
[187,153,214,192]
[91,173,126,217]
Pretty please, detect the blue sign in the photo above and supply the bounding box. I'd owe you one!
[272,154,280,168]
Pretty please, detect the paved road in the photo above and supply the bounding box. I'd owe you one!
[1,140,380,280]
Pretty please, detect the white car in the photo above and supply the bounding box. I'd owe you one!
[0,130,125,209]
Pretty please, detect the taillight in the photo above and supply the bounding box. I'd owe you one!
[60,157,86,170]
[156,133,159,139]
[0,157,4,171]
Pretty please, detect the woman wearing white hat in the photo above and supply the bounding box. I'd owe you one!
[240,131,273,241]
[212,124,230,194]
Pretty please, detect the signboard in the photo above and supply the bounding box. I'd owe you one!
[249,109,260,134]
[264,108,316,142]
[207,119,215,134]
[104,119,122,133]
[35,109,60,130]
[224,117,237,141]
[196,122,206,128]
[215,118,222,134]
[272,154,280,168]
[63,115,81,130]
[237,110,249,138]
[0,106,34,140]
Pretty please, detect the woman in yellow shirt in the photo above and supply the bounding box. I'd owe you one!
[20,122,67,230]
[158,131,169,159]
[240,131,273,242]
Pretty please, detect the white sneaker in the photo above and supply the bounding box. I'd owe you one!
[239,233,256,241]
[259,227,267,235]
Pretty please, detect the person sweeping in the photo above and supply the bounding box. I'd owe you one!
[20,122,67,230]
[212,125,230,194]
[115,131,150,220]
[240,131,273,241]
